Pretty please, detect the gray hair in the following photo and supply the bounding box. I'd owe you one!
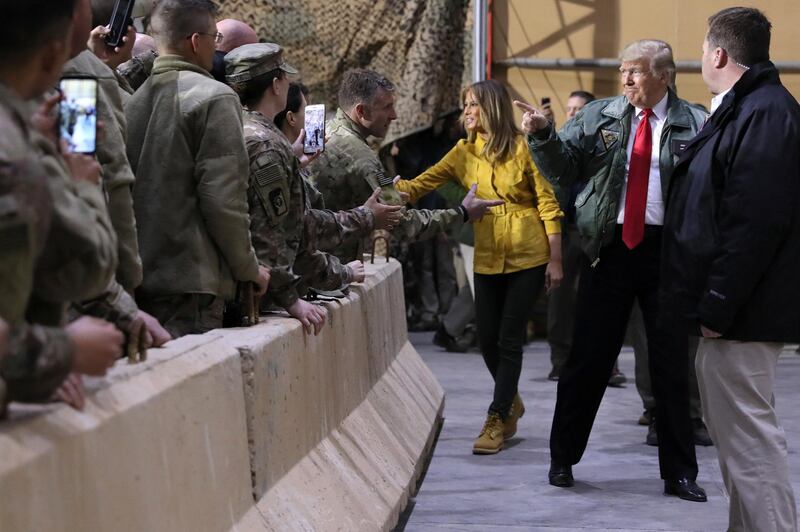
[620,39,676,83]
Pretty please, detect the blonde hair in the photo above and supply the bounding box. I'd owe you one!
[620,39,676,83]
[462,79,521,163]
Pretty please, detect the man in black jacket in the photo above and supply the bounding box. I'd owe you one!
[663,7,800,531]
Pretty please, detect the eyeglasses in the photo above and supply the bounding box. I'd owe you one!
[187,31,223,44]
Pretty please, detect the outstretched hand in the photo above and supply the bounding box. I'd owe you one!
[461,184,503,222]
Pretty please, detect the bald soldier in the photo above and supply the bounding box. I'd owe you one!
[216,19,259,53]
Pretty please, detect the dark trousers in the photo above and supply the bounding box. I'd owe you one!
[475,266,545,419]
[549,226,697,480]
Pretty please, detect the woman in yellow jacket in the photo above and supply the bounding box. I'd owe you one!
[397,79,563,455]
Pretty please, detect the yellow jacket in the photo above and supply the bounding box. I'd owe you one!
[396,135,562,275]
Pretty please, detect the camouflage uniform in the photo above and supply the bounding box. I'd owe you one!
[126,55,261,337]
[242,109,353,308]
[0,83,86,407]
[301,168,374,253]
[226,43,367,308]
[311,108,465,262]
[64,50,142,293]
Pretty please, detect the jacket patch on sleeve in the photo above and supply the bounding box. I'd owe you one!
[600,129,620,151]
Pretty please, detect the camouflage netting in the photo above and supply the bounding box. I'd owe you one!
[218,0,473,145]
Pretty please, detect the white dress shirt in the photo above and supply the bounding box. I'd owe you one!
[616,91,669,226]
[710,88,731,114]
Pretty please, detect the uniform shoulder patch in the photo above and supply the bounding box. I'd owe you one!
[600,129,620,151]
[254,163,283,188]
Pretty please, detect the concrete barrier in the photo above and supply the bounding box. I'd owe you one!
[0,260,444,532]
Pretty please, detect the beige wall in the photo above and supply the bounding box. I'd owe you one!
[492,0,800,126]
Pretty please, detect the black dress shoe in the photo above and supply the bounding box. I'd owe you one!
[646,419,658,446]
[664,478,707,502]
[548,463,574,488]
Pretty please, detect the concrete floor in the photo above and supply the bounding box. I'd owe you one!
[403,333,800,532]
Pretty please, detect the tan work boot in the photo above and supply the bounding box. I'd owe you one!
[473,413,505,454]
[503,393,525,440]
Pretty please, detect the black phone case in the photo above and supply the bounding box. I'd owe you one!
[106,0,135,47]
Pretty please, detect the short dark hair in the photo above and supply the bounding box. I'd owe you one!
[150,0,218,49]
[0,0,76,62]
[707,7,771,67]
[228,68,285,108]
[274,82,309,130]
[569,90,595,103]
[338,68,395,110]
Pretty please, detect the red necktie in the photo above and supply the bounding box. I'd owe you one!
[622,108,653,249]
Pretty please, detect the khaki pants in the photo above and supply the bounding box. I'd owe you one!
[696,338,797,532]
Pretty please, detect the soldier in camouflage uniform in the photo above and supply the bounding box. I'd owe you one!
[311,69,500,263]
[226,43,383,335]
[0,0,124,412]
[126,0,270,338]
[274,82,405,257]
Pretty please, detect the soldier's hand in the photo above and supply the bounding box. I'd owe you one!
[66,316,123,376]
[138,310,171,347]
[346,260,366,283]
[53,373,86,411]
[31,92,62,146]
[461,184,503,222]
[63,150,102,185]
[287,299,327,336]
[88,25,136,69]
[254,265,271,297]
[364,188,403,231]
[513,100,550,135]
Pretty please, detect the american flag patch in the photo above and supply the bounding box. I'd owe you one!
[255,163,283,188]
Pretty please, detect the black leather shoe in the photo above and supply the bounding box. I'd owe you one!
[433,325,469,353]
[664,478,707,502]
[548,462,574,488]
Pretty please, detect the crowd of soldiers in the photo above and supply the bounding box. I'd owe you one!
[0,0,500,414]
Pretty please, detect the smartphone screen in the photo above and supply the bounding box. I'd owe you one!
[303,104,325,154]
[59,77,98,154]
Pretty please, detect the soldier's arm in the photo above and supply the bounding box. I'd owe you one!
[397,206,464,243]
[194,95,260,284]
[0,321,73,405]
[246,144,303,309]
[32,139,118,303]
[293,207,355,291]
[95,74,142,293]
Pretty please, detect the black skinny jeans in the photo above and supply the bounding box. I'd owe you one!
[474,266,546,419]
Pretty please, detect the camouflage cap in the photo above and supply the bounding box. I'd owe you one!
[225,43,299,84]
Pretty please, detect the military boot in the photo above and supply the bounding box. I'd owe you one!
[472,413,505,454]
[503,393,525,439]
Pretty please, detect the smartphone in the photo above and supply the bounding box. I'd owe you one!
[59,77,98,155]
[303,104,325,154]
[105,0,135,48]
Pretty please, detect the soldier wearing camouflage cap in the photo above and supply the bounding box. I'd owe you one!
[225,43,392,335]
